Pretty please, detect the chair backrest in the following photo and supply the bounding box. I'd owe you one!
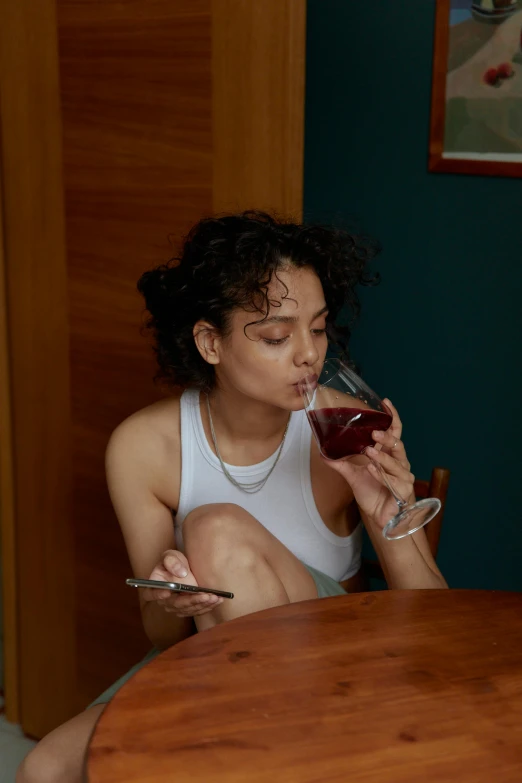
[362,466,450,585]
[413,467,450,558]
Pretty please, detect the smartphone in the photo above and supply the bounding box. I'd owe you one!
[126,578,234,599]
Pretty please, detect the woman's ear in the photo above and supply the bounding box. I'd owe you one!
[193,320,221,365]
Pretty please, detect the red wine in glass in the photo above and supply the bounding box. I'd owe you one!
[298,358,441,540]
[308,407,393,461]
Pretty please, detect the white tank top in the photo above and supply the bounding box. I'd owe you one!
[175,389,362,582]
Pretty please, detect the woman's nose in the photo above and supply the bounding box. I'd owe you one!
[293,331,319,367]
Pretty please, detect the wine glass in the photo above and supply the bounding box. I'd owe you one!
[298,358,441,540]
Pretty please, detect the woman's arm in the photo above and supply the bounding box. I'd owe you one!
[327,399,447,591]
[106,414,195,649]
[362,515,447,589]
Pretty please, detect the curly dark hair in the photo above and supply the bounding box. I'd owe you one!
[137,211,380,391]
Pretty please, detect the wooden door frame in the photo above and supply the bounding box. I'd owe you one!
[0,0,76,735]
[0,129,19,725]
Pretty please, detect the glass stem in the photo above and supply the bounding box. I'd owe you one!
[370,457,408,510]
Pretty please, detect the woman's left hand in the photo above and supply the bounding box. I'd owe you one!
[324,399,415,531]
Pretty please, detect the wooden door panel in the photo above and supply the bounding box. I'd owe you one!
[57,0,213,708]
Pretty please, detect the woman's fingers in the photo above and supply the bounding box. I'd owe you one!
[174,597,223,616]
[158,592,223,617]
[366,446,413,481]
[162,549,190,579]
[142,550,203,608]
[190,600,224,617]
[371,429,410,468]
[159,594,212,611]
[153,589,174,600]
[365,447,415,498]
[383,398,402,439]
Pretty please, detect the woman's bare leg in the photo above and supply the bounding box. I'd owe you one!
[17,504,318,781]
[16,704,104,783]
[182,503,318,632]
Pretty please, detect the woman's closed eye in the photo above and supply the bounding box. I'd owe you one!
[262,328,326,346]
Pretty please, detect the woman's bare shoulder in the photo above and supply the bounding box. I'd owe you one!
[110,394,181,443]
[106,393,184,490]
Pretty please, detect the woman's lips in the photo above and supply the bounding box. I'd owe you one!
[293,373,318,390]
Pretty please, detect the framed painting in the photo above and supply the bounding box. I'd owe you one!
[429,0,522,177]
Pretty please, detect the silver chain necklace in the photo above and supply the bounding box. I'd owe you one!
[205,394,291,494]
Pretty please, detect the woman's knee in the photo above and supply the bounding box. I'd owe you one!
[183,503,251,547]
[183,504,260,572]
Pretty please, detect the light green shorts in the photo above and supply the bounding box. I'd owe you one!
[88,563,346,708]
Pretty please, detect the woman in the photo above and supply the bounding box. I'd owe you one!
[18,211,446,783]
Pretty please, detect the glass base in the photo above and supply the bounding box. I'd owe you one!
[382,498,441,540]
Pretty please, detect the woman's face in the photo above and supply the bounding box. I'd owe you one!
[197,265,329,410]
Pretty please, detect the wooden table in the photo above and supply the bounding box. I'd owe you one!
[87,590,522,783]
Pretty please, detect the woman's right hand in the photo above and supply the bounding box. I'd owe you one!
[142,549,223,617]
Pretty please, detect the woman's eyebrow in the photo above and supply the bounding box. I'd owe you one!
[262,306,328,325]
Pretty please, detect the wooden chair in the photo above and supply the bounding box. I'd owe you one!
[362,467,450,585]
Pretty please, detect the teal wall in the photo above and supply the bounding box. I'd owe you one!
[304,1,521,590]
